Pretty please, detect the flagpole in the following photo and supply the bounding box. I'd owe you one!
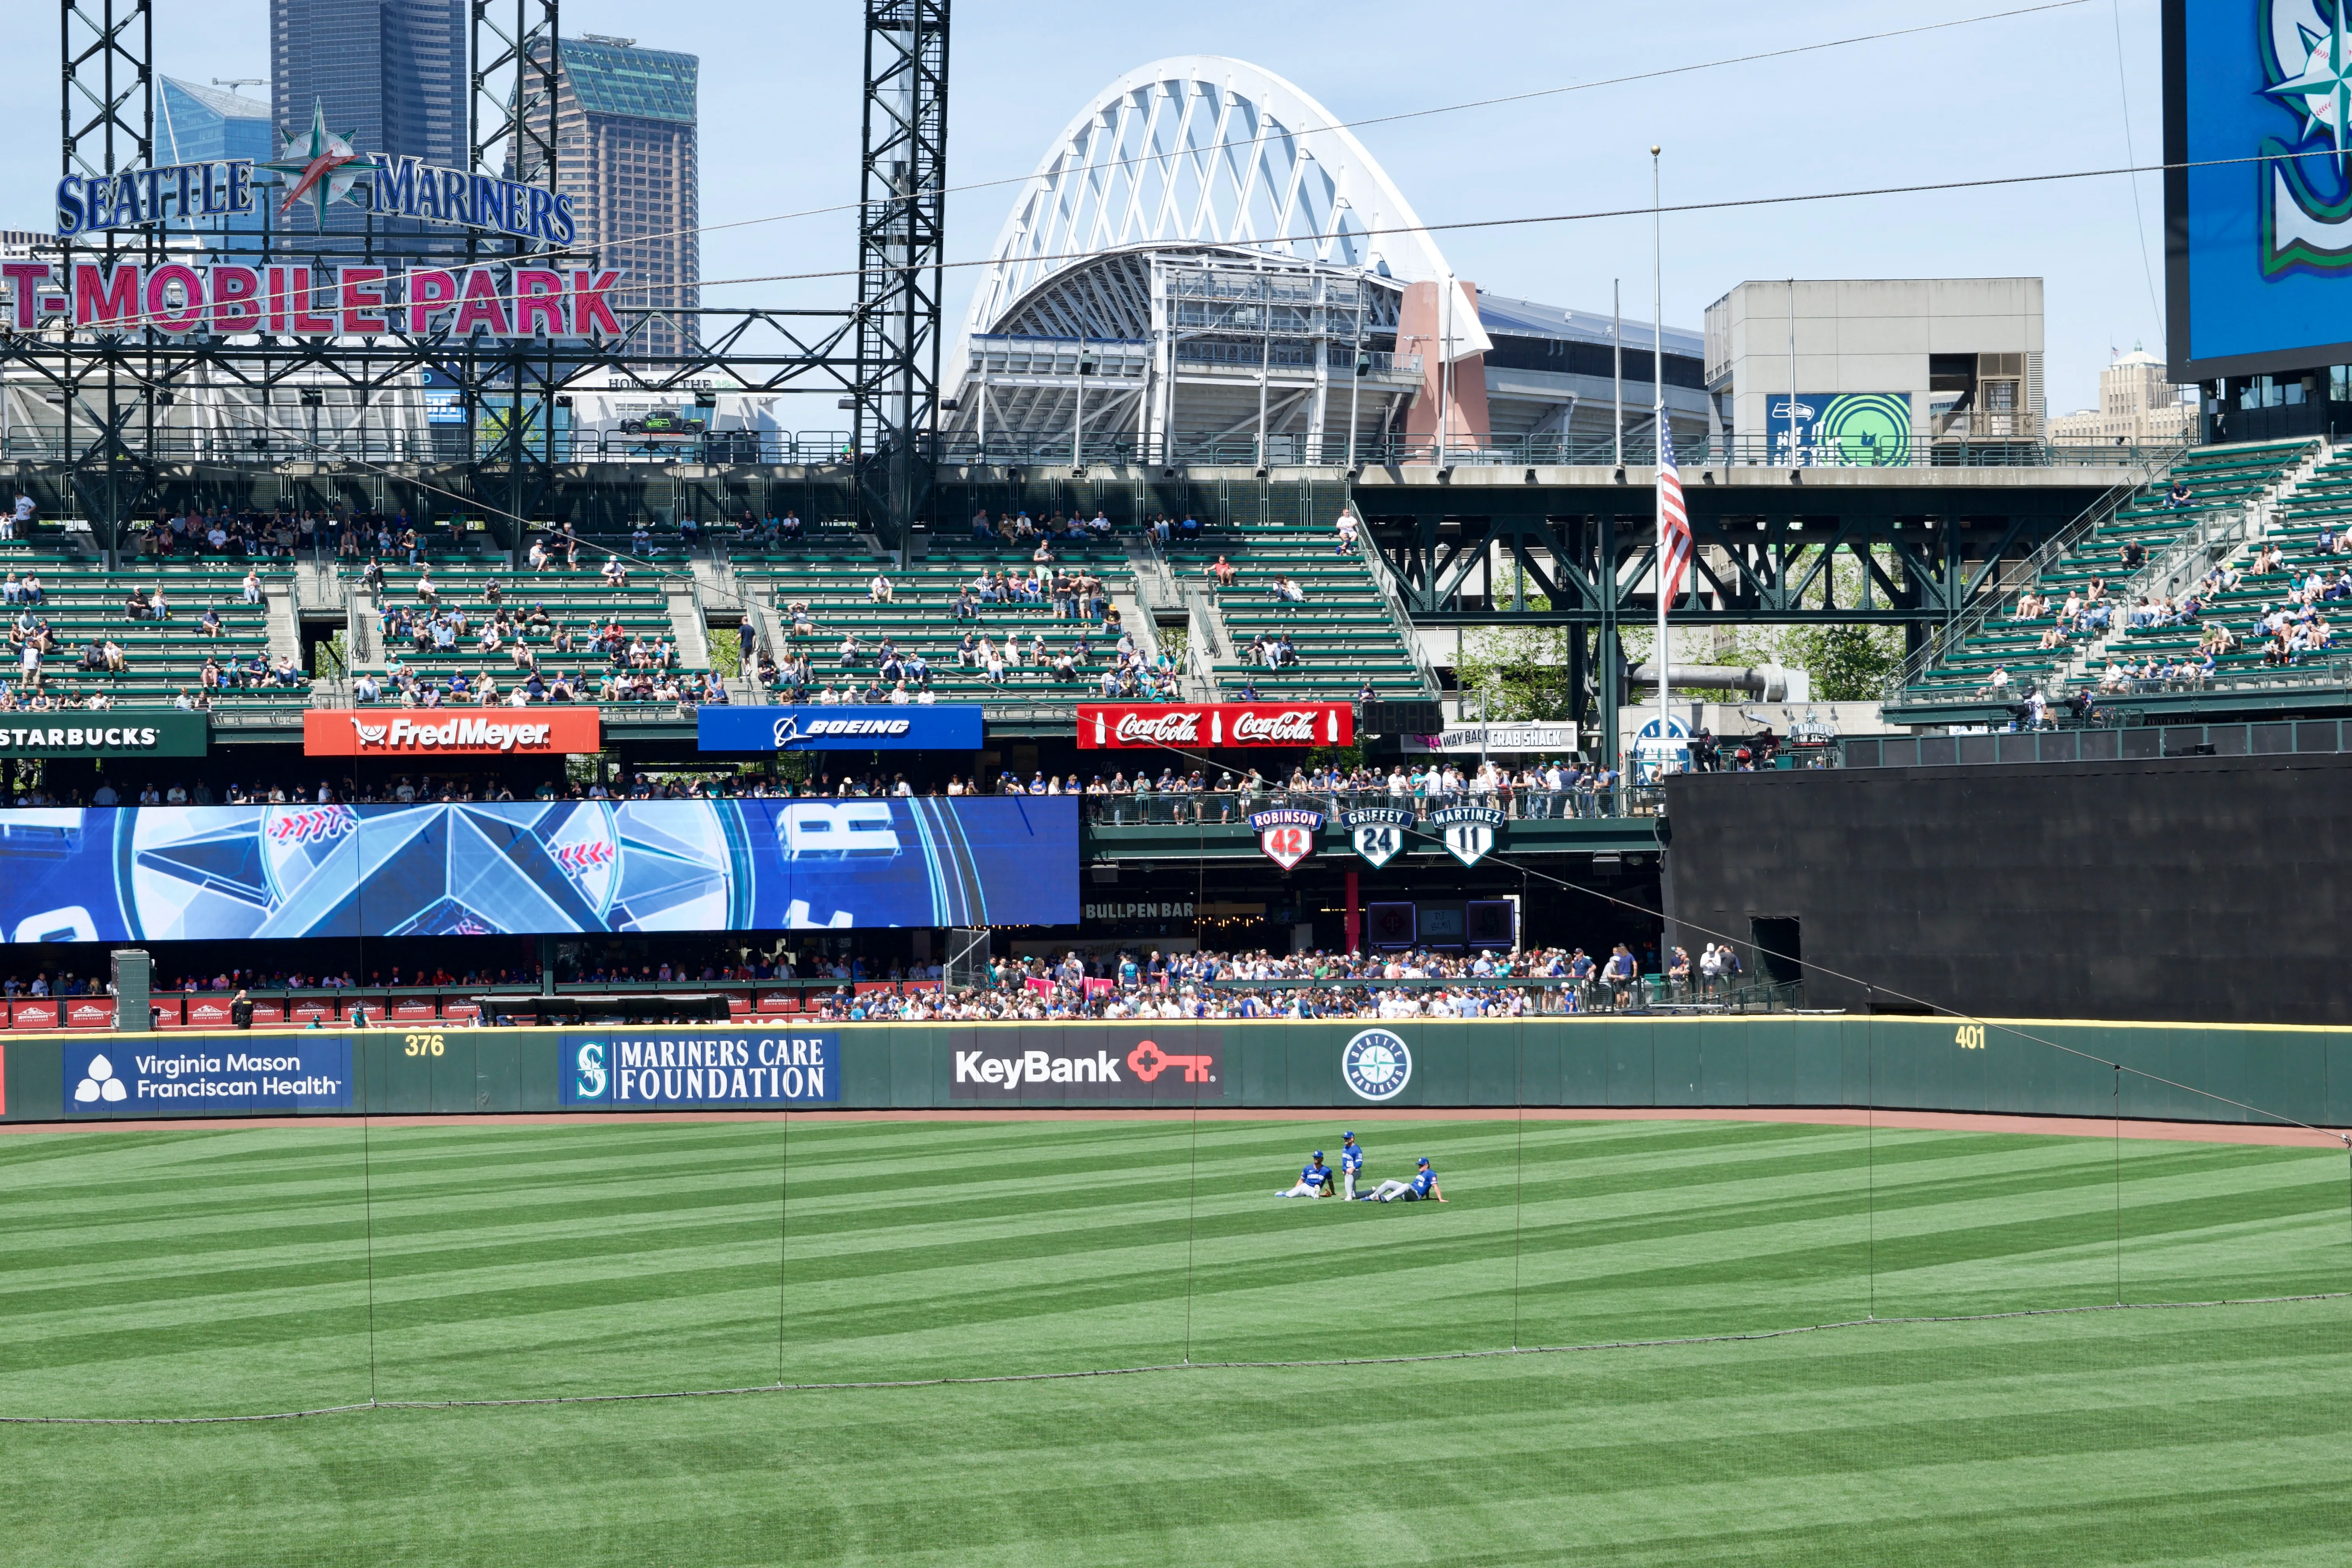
[1651,145,1668,771]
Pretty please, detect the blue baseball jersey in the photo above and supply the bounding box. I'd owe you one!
[1341,1143,1364,1173]
[1409,1167,1436,1197]
[1300,1163,1332,1188]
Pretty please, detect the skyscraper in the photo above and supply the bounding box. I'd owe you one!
[158,78,275,244]
[270,0,465,239]
[527,35,700,362]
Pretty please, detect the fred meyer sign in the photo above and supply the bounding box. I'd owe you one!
[561,1032,841,1107]
[0,711,207,758]
[305,708,601,757]
[64,1038,351,1114]
[698,705,984,752]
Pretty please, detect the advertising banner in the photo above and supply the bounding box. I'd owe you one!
[1402,722,1578,755]
[62,1036,351,1114]
[948,1028,1224,1102]
[1078,702,1352,749]
[559,1031,840,1106]
[0,798,1077,941]
[303,708,603,757]
[2167,0,2352,376]
[0,712,208,759]
[1764,392,1913,466]
[697,705,984,752]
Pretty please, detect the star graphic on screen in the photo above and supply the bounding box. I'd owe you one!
[260,99,371,229]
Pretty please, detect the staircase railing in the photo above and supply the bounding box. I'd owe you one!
[1348,501,1443,698]
[1883,438,2192,701]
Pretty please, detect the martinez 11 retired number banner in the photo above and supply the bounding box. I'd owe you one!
[1078,702,1352,748]
[560,1031,841,1107]
[1429,805,1504,867]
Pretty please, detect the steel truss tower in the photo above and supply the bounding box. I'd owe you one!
[853,0,948,556]
[20,2,892,566]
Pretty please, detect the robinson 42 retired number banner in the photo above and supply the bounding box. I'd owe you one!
[1077,702,1352,749]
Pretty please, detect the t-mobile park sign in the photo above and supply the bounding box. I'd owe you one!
[1076,702,1352,749]
[2,260,623,344]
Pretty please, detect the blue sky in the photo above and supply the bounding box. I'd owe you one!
[4,0,2169,414]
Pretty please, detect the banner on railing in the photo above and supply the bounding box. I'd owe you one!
[1078,702,1351,749]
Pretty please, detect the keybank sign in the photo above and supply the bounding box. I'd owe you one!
[63,1038,351,1113]
[561,1032,841,1107]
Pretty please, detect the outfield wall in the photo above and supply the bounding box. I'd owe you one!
[3,1018,2346,1129]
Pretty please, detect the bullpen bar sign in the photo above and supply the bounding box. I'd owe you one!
[304,708,602,757]
[64,1037,351,1113]
[0,711,207,758]
[949,1031,1223,1101]
[698,705,983,752]
[1077,702,1352,749]
[560,1031,841,1107]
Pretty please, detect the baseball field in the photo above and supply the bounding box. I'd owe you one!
[2,1113,2346,1565]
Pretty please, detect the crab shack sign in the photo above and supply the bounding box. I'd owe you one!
[303,710,603,757]
[1077,703,1353,749]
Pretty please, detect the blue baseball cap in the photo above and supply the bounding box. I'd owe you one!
[1312,1150,1324,1158]
[1417,1156,1430,1167]
[1343,1131,1356,1140]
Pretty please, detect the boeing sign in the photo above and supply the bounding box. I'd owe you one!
[698,706,984,753]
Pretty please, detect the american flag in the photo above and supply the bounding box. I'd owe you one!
[1657,425,1693,606]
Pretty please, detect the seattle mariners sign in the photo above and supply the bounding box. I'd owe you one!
[1430,805,1504,868]
[1248,807,1323,870]
[1343,807,1413,868]
[1340,1028,1413,1102]
[561,1032,841,1107]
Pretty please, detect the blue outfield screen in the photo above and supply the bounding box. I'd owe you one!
[0,799,1076,941]
[2168,0,2352,375]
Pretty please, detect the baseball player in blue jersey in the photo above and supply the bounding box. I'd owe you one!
[1276,1150,1335,1198]
[1338,1130,1366,1201]
[1367,1156,1446,1203]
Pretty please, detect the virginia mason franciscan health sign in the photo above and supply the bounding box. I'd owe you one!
[63,1038,352,1114]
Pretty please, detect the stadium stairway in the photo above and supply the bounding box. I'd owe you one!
[1165,519,1432,700]
[1885,439,2319,717]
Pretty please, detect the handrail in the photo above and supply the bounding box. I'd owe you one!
[1884,438,2194,699]
[1348,497,1441,698]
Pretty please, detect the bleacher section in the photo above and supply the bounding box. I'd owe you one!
[730,533,1143,702]
[0,541,299,711]
[357,549,701,701]
[1166,522,1427,699]
[1893,441,2316,706]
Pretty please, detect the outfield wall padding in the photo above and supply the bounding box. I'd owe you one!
[4,1018,2346,1129]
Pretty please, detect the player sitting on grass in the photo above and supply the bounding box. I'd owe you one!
[1339,1130,1365,1201]
[1366,1156,1445,1203]
[1276,1150,1335,1198]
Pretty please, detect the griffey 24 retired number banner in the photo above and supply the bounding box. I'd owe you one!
[1077,703,1353,749]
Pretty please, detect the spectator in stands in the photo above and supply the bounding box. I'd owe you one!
[5,491,28,538]
[241,568,263,606]
[868,572,895,604]
[601,557,629,588]
[2165,479,2191,509]
[102,639,127,674]
[0,573,18,607]
[1336,509,1359,554]
[1207,555,1238,592]
[21,572,41,607]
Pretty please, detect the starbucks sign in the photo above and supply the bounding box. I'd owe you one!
[0,711,209,757]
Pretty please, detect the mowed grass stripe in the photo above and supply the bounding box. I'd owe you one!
[0,1118,2344,1417]
[2,1304,2343,1566]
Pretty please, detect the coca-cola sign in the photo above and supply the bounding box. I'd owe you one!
[1077,703,1353,749]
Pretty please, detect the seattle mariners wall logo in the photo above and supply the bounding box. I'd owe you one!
[1344,807,1413,869]
[572,1040,610,1100]
[1429,805,1504,868]
[1248,807,1323,870]
[2261,0,2352,274]
[1340,1028,1412,1102]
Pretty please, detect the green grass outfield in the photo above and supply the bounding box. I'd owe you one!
[1,1115,2347,1565]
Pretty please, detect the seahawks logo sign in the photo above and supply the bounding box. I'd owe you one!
[1429,805,1504,868]
[1343,807,1413,869]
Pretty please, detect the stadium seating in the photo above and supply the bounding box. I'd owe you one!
[1165,521,1428,699]
[1892,440,2317,705]
[0,539,300,711]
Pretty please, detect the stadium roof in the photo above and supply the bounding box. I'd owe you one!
[1475,289,1704,358]
[560,37,698,124]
